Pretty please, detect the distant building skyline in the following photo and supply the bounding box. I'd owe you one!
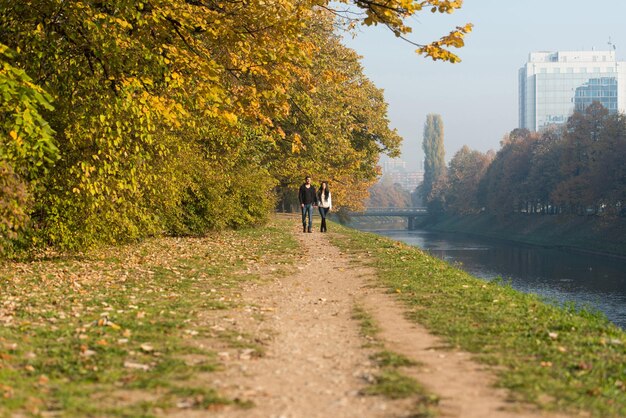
[519,50,626,131]
[380,159,424,191]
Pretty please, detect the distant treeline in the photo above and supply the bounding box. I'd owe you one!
[424,102,626,218]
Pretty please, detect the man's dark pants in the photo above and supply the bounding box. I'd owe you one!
[301,204,313,231]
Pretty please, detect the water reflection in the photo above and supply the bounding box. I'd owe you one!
[369,229,626,328]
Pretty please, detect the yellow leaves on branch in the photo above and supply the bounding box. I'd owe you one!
[417,23,473,63]
[353,0,464,27]
[291,133,304,154]
[422,0,464,14]
[338,0,471,62]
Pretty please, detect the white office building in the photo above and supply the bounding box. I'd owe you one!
[519,50,626,131]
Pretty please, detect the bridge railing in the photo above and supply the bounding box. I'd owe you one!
[359,207,428,214]
[347,207,428,216]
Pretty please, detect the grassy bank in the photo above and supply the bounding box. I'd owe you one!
[331,223,626,417]
[0,219,299,417]
[420,213,626,258]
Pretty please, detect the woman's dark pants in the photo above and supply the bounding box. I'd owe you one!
[318,207,329,232]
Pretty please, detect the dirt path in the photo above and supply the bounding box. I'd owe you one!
[182,222,564,418]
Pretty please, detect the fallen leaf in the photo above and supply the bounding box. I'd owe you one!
[123,361,150,371]
[140,343,154,353]
[80,349,97,358]
[177,399,194,409]
[107,322,121,330]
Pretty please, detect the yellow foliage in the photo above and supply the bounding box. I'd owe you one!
[0,0,469,250]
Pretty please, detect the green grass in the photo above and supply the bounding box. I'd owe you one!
[0,218,299,417]
[351,303,437,416]
[332,223,626,417]
[370,350,419,368]
[351,304,380,346]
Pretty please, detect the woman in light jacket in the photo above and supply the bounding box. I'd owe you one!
[317,181,332,232]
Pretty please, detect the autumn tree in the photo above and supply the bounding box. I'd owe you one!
[551,102,626,215]
[367,177,412,208]
[445,145,492,214]
[477,129,537,216]
[552,102,611,214]
[268,14,402,212]
[585,112,626,215]
[439,103,626,219]
[525,127,563,214]
[0,0,471,252]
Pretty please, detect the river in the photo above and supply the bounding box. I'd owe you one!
[359,227,626,328]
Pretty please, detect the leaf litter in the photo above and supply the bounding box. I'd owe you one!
[0,220,298,416]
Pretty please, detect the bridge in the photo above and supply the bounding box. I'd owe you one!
[348,207,428,230]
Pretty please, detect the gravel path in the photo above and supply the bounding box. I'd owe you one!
[175,221,566,418]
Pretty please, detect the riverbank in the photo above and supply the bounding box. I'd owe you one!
[332,222,626,417]
[0,216,624,417]
[419,213,626,258]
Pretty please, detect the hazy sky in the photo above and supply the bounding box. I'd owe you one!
[340,0,626,169]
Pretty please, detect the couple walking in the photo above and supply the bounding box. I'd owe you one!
[298,176,332,233]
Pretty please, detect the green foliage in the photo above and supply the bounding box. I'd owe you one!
[0,44,58,252]
[0,44,57,179]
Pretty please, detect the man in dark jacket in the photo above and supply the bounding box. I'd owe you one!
[298,176,317,233]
